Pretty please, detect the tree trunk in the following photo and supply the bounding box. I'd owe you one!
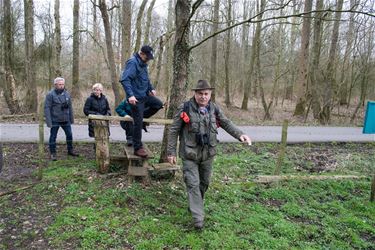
[54,0,62,77]
[350,30,373,123]
[224,0,232,107]
[261,5,284,121]
[240,1,250,106]
[143,0,156,45]
[284,0,298,102]
[339,0,357,105]
[241,0,265,110]
[2,0,21,114]
[133,0,148,53]
[160,0,192,163]
[309,0,324,120]
[98,0,122,107]
[209,0,219,102]
[24,0,37,113]
[162,0,174,102]
[153,36,164,89]
[320,0,343,124]
[121,0,132,62]
[72,0,81,98]
[293,0,313,116]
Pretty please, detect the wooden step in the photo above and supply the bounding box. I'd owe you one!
[151,163,179,172]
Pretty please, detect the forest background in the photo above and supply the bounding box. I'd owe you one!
[1,0,374,126]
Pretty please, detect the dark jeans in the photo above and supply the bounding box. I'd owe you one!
[120,121,133,142]
[49,122,73,154]
[131,95,163,150]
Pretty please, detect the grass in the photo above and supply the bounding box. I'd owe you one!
[0,142,374,249]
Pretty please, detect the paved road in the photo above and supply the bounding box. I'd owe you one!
[0,123,373,143]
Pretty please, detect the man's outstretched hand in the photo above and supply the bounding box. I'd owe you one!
[240,135,252,146]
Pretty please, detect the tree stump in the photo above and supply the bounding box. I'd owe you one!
[93,120,110,174]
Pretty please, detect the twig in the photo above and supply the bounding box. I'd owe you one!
[0,183,38,197]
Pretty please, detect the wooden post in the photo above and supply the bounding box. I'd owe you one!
[274,119,288,175]
[38,99,45,180]
[0,143,3,173]
[371,174,375,202]
[93,120,110,174]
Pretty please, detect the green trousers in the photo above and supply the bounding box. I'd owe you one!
[182,157,213,223]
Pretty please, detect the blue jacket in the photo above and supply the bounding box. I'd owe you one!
[44,89,74,127]
[119,53,154,99]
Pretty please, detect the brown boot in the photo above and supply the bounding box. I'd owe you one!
[134,148,148,158]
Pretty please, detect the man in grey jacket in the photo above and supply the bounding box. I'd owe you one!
[44,77,79,161]
[167,80,251,230]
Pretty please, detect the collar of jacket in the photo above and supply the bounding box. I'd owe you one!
[134,53,148,68]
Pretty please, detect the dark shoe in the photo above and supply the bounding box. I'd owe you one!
[68,151,79,157]
[134,148,148,158]
[142,122,149,132]
[194,220,204,230]
[50,153,57,161]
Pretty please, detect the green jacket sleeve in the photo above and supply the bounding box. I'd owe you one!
[167,104,185,156]
[215,104,243,140]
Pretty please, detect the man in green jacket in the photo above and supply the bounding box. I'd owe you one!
[167,80,251,230]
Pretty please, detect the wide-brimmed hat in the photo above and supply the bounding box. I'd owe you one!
[191,80,215,91]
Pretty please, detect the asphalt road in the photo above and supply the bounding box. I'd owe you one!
[1,123,374,143]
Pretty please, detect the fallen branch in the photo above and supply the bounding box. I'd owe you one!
[0,113,36,119]
[0,183,37,197]
[253,175,367,184]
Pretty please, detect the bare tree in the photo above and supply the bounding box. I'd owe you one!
[54,0,62,77]
[24,0,37,112]
[293,0,313,116]
[71,0,81,98]
[309,0,324,120]
[224,0,232,107]
[320,0,344,124]
[209,0,219,102]
[97,0,122,106]
[162,0,174,99]
[2,0,21,114]
[121,0,132,62]
[133,0,148,53]
[339,0,357,105]
[160,0,197,162]
[143,0,156,45]
[241,0,265,110]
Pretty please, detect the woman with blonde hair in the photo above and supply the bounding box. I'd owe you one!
[83,83,111,137]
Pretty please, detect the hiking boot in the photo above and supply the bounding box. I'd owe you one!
[68,151,79,157]
[134,148,148,158]
[194,220,204,230]
[50,153,57,161]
